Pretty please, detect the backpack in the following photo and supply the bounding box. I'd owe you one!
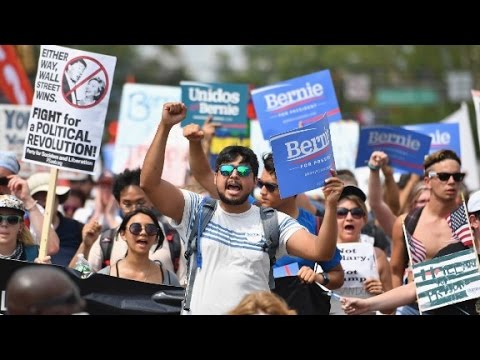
[183,197,279,311]
[99,220,181,272]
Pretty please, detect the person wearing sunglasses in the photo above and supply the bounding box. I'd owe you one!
[383,149,468,315]
[0,194,43,262]
[258,153,344,315]
[69,168,187,286]
[329,185,393,315]
[141,102,343,315]
[342,189,480,316]
[0,151,60,256]
[5,265,86,315]
[97,207,179,286]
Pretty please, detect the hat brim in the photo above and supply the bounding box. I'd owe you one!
[31,185,70,204]
[339,185,367,202]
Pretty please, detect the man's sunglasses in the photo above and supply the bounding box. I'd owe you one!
[128,223,159,236]
[336,207,365,219]
[428,172,465,182]
[0,215,23,225]
[257,180,279,193]
[219,164,251,177]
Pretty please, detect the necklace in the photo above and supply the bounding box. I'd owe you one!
[143,262,153,282]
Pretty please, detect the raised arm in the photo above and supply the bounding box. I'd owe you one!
[390,214,408,289]
[7,174,60,255]
[367,151,396,237]
[183,120,218,198]
[140,102,188,223]
[287,174,343,261]
[381,162,400,216]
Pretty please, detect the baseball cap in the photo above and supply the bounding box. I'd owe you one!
[28,172,70,204]
[339,185,367,202]
[0,151,20,174]
[467,190,480,213]
[0,194,25,215]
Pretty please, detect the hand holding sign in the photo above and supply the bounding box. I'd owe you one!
[322,172,344,206]
[162,102,187,127]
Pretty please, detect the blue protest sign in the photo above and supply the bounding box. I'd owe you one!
[270,117,335,199]
[355,126,431,175]
[180,81,249,137]
[252,69,341,140]
[404,122,460,157]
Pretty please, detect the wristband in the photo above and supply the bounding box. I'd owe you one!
[368,162,380,171]
[25,200,38,211]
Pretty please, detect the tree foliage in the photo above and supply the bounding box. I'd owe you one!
[216,45,480,128]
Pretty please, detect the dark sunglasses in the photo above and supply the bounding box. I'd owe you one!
[336,207,365,219]
[0,215,23,225]
[257,180,279,193]
[128,222,159,236]
[428,172,465,182]
[219,164,251,177]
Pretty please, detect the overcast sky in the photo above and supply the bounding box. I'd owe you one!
[177,45,245,82]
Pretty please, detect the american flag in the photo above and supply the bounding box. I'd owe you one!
[447,204,473,247]
[404,230,427,265]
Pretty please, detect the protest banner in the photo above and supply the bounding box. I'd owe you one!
[270,116,335,199]
[404,122,460,157]
[112,83,188,186]
[355,126,431,176]
[23,45,116,174]
[252,69,341,140]
[0,258,182,315]
[180,81,249,138]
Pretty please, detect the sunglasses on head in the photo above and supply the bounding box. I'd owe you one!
[336,207,365,219]
[219,164,251,177]
[128,223,159,236]
[428,172,465,182]
[257,180,279,193]
[0,215,23,225]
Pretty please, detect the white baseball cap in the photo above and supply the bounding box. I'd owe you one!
[467,190,480,214]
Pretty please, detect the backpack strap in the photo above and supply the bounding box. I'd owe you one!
[100,227,117,268]
[160,220,181,273]
[260,207,279,289]
[403,206,424,267]
[183,197,217,312]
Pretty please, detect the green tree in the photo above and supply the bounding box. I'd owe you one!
[216,45,480,129]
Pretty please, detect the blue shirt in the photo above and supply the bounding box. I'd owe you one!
[273,208,341,272]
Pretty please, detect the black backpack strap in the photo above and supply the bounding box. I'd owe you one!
[183,197,217,312]
[99,227,117,268]
[403,206,424,267]
[260,207,279,289]
[161,220,181,273]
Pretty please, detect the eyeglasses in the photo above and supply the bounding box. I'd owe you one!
[128,222,159,236]
[336,207,365,219]
[257,180,279,193]
[428,172,465,182]
[0,215,23,225]
[219,164,251,177]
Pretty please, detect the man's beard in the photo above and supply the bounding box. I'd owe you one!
[218,191,250,206]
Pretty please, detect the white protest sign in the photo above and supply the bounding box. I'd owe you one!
[22,45,117,174]
[0,104,50,178]
[113,83,188,186]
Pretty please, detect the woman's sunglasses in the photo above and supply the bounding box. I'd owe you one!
[257,180,279,193]
[428,172,465,182]
[128,223,159,236]
[0,215,23,225]
[336,207,365,219]
[219,164,251,177]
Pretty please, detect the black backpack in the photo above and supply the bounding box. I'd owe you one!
[183,197,279,311]
[99,220,181,272]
